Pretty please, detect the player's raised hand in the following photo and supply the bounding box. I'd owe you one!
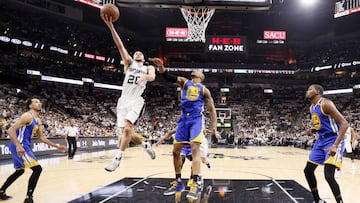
[149,58,165,72]
[101,14,114,28]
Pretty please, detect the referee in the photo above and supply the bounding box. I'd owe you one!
[64,119,79,159]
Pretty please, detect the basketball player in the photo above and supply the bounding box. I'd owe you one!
[344,126,357,169]
[155,129,218,171]
[149,57,218,200]
[64,119,79,159]
[101,14,156,172]
[156,129,220,196]
[304,84,348,203]
[0,97,66,203]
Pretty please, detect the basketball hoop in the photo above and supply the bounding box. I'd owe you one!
[180,7,215,43]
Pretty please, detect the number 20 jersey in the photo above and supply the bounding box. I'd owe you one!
[121,62,148,98]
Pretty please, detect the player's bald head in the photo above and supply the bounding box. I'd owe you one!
[191,70,205,82]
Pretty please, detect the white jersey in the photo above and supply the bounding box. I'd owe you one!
[121,62,148,98]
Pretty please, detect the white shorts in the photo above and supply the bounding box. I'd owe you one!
[116,96,144,128]
[345,141,352,153]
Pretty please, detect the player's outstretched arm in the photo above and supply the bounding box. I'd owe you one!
[154,129,176,147]
[204,87,219,136]
[101,13,132,69]
[149,57,187,88]
[36,119,67,152]
[136,65,156,84]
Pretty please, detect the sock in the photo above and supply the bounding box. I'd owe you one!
[115,151,124,159]
[311,189,320,202]
[193,175,200,184]
[176,174,182,183]
[336,197,343,203]
[141,141,150,149]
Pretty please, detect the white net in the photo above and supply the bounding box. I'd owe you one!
[180,7,215,43]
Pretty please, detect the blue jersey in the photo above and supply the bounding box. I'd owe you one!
[180,80,205,116]
[9,112,40,169]
[310,97,339,138]
[14,113,39,147]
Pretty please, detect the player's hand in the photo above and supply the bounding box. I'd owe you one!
[136,75,147,84]
[154,140,162,147]
[57,145,67,153]
[148,57,163,67]
[16,145,25,157]
[328,145,337,156]
[100,14,113,28]
[213,128,221,139]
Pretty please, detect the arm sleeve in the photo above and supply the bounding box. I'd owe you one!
[161,70,178,83]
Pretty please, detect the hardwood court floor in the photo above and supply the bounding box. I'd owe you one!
[0,145,359,203]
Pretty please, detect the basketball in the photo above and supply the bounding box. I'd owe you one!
[100,4,120,22]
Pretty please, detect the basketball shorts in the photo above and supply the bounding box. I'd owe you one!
[181,145,192,156]
[345,141,352,153]
[116,96,144,127]
[8,142,39,169]
[174,114,204,144]
[308,136,345,168]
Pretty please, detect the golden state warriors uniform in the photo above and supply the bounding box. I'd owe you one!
[174,80,205,144]
[309,98,345,168]
[181,132,208,157]
[8,113,40,169]
[116,62,148,127]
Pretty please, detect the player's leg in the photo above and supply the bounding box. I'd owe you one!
[323,140,344,203]
[132,133,155,159]
[0,168,24,200]
[105,98,141,172]
[200,138,211,170]
[25,165,42,203]
[304,141,324,203]
[187,118,204,200]
[164,143,185,195]
[0,143,26,200]
[324,164,342,203]
[304,161,321,202]
[351,149,357,169]
[22,148,42,203]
